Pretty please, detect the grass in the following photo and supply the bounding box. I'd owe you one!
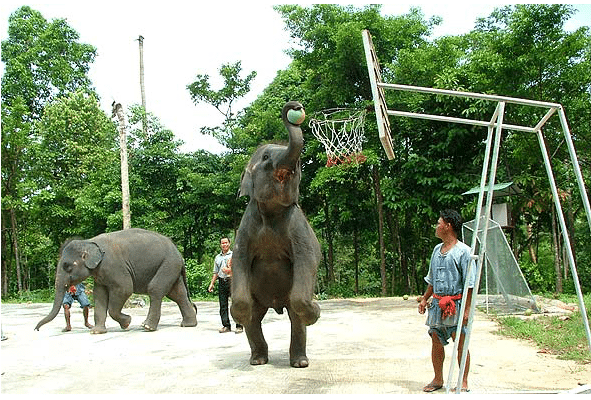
[494,293,591,364]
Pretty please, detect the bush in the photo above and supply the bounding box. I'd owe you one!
[185,258,216,301]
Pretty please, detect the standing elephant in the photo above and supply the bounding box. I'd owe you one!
[35,228,197,333]
[231,101,321,368]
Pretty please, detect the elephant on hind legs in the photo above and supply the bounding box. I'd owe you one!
[231,101,321,368]
[35,228,197,334]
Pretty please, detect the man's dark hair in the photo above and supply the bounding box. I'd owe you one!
[440,209,462,236]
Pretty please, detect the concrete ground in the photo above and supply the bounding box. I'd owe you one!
[1,297,589,394]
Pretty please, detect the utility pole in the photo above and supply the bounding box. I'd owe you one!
[138,35,147,135]
[112,101,131,230]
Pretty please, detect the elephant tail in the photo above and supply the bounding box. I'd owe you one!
[181,265,194,306]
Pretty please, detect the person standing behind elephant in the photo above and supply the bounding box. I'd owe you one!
[208,237,243,333]
[62,282,93,332]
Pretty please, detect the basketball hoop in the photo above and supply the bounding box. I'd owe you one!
[309,108,367,167]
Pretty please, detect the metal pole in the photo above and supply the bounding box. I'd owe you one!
[557,107,591,233]
[386,109,537,133]
[449,102,506,393]
[379,82,561,109]
[536,128,591,352]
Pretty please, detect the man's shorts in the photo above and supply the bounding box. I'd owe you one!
[63,291,91,308]
[428,325,468,346]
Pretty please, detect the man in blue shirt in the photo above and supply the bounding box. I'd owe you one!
[62,282,93,332]
[418,209,475,392]
[208,237,243,333]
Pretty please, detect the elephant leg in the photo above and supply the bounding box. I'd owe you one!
[245,302,269,366]
[287,306,309,368]
[166,276,197,327]
[107,288,132,330]
[142,263,180,331]
[91,285,109,334]
[141,300,161,331]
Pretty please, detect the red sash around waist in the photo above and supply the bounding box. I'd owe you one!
[433,293,462,318]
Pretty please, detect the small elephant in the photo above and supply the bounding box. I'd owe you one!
[231,101,321,368]
[35,228,197,333]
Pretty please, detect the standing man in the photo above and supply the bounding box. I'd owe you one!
[418,209,475,392]
[208,237,243,333]
[62,282,93,332]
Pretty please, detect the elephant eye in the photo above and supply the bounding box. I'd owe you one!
[262,154,269,161]
[62,262,72,273]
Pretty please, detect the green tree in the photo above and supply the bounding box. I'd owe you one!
[463,4,591,292]
[1,6,97,296]
[274,4,443,295]
[12,90,117,291]
[187,61,257,151]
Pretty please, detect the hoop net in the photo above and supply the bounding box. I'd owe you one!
[309,108,367,167]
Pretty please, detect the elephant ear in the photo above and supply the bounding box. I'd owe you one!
[239,167,253,198]
[82,242,104,269]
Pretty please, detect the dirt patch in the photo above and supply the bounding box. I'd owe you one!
[1,297,589,394]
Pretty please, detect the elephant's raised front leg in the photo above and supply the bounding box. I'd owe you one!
[229,251,253,327]
[287,306,309,368]
[290,296,320,326]
[289,258,320,326]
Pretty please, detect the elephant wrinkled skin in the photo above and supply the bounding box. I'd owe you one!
[231,101,321,368]
[35,228,197,333]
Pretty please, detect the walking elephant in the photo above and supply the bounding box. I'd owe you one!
[35,228,197,333]
[231,101,321,368]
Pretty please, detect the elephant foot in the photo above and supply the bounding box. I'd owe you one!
[90,326,107,334]
[181,319,197,327]
[250,354,269,366]
[141,321,157,331]
[290,355,309,368]
[142,324,156,332]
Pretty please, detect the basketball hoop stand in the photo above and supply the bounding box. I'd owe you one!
[362,28,591,393]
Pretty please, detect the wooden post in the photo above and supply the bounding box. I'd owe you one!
[138,35,147,135]
[112,102,131,230]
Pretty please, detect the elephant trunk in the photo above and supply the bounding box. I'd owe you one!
[35,272,68,331]
[278,101,305,169]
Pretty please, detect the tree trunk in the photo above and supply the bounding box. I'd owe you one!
[112,102,131,230]
[371,166,387,296]
[353,224,359,295]
[138,35,147,136]
[566,191,576,275]
[2,212,10,297]
[9,207,22,292]
[323,196,335,283]
[527,222,538,263]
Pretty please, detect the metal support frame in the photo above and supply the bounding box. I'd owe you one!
[362,29,591,395]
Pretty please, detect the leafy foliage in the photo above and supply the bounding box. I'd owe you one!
[2,5,590,303]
